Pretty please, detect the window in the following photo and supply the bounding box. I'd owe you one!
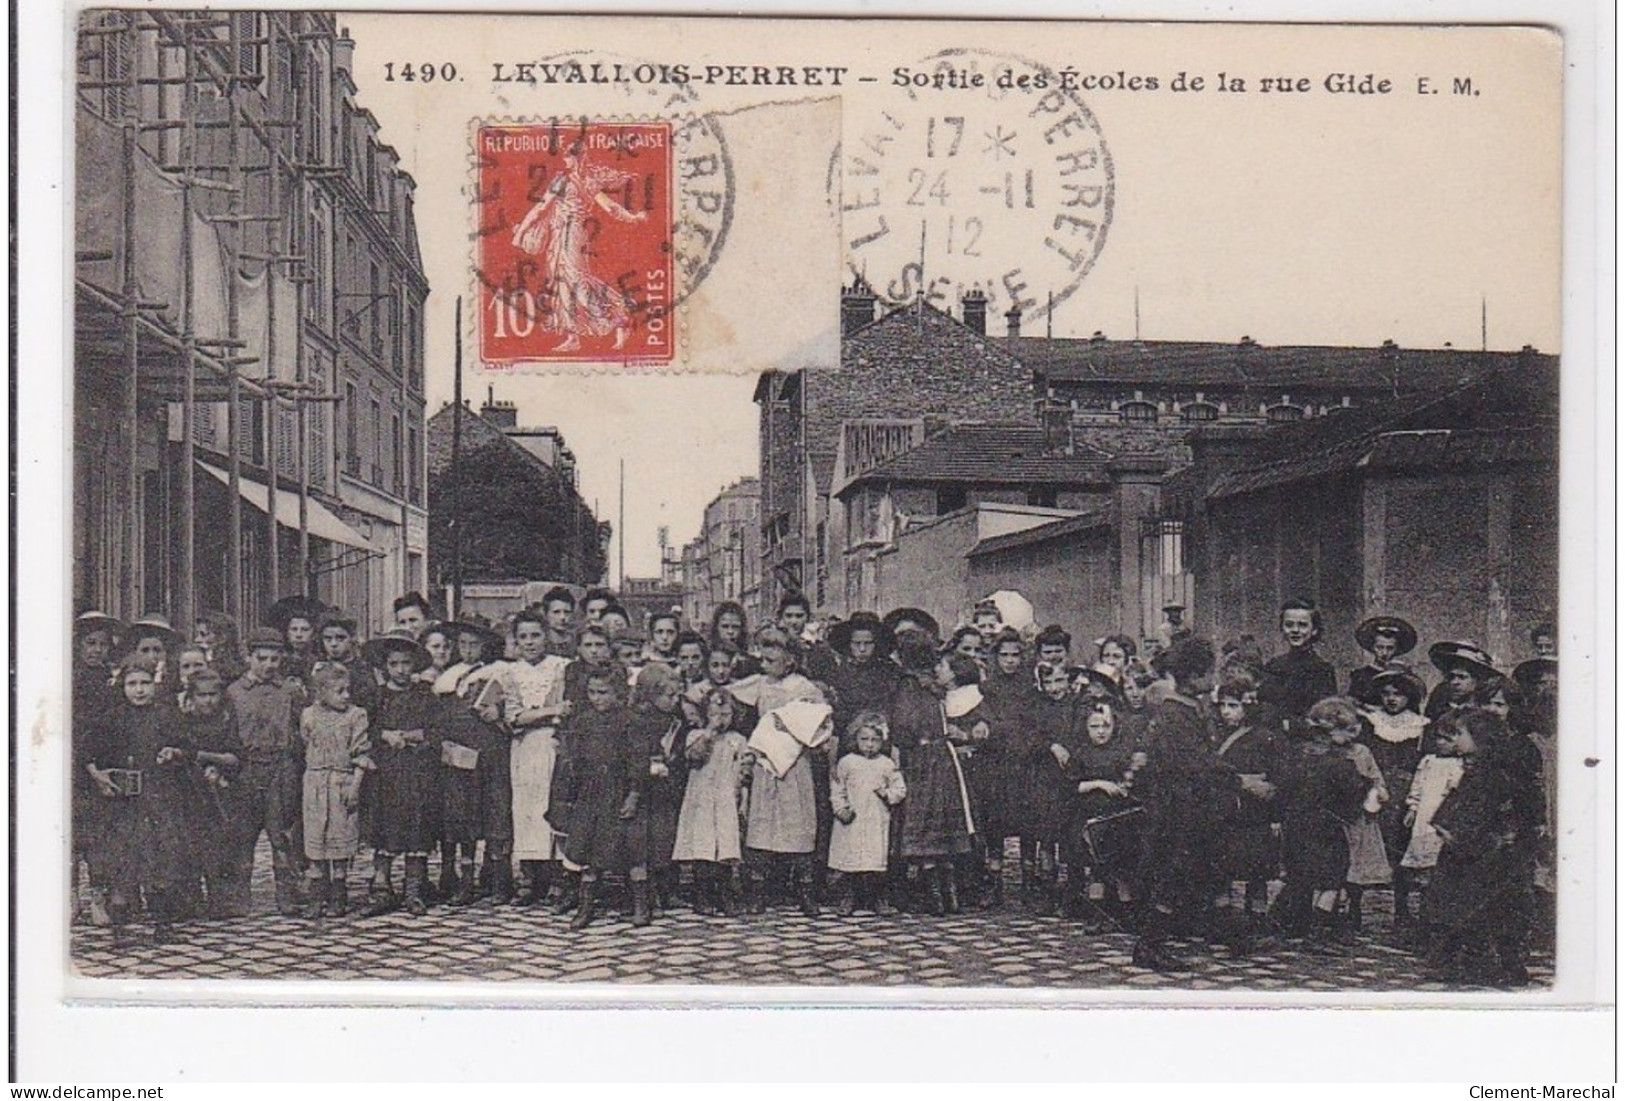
[1027,486,1058,508]
[309,211,331,331]
[1120,400,1158,423]
[390,413,402,495]
[406,425,421,504]
[344,381,360,477]
[1181,402,1219,423]
[936,486,967,515]
[371,397,383,485]
[1266,403,1305,423]
[370,262,384,356]
[404,303,421,392]
[231,12,267,87]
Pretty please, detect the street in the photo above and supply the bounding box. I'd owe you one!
[70,843,1552,992]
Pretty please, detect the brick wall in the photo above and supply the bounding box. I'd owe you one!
[809,307,1034,459]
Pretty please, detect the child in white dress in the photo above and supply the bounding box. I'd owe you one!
[672,690,750,916]
[829,712,908,916]
[1401,724,1467,881]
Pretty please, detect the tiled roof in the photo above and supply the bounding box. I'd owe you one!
[1016,335,1554,392]
[837,423,1112,491]
[1205,362,1560,499]
[967,510,1112,558]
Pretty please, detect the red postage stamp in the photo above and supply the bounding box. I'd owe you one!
[477,121,674,365]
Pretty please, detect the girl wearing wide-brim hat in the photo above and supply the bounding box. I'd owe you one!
[1512,656,1558,695]
[1357,663,1431,928]
[882,607,941,645]
[1425,641,1501,720]
[72,612,125,926]
[1348,616,1419,706]
[1077,662,1127,706]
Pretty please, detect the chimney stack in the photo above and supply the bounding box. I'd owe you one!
[960,288,988,336]
[841,275,878,336]
[1040,402,1073,455]
[1004,305,1023,339]
[481,395,519,429]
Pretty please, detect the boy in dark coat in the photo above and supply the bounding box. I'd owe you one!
[1211,670,1287,930]
[179,670,246,918]
[225,629,307,916]
[1276,697,1370,950]
[627,664,690,914]
[1425,707,1544,986]
[561,668,648,929]
[1132,636,1268,970]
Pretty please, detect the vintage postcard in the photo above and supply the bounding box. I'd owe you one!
[32,4,1605,1034]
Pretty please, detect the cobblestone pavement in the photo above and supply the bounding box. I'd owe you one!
[71,845,1553,992]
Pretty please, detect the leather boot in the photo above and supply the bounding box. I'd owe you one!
[511,860,539,907]
[1131,906,1188,972]
[631,879,653,927]
[552,870,579,915]
[569,876,599,930]
[437,844,459,904]
[301,877,329,921]
[1307,908,1344,954]
[148,888,179,944]
[329,877,350,918]
[691,866,717,916]
[718,867,740,917]
[453,863,479,907]
[360,882,398,918]
[274,873,303,918]
[833,874,856,917]
[403,856,429,917]
[943,866,961,915]
[797,864,820,918]
[744,874,767,915]
[926,867,947,916]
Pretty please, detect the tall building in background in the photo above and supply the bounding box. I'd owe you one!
[680,478,761,630]
[73,11,429,632]
[425,398,606,602]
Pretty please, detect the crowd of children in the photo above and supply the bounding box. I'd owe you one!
[71,587,1558,986]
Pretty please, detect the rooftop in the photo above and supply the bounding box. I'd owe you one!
[836,422,1112,494]
[1015,335,1554,393]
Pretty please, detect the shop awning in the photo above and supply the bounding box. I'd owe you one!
[198,462,375,551]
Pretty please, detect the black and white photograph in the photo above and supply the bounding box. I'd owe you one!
[15,1,1614,1078]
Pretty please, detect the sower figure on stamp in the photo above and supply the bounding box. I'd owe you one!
[510,143,648,353]
[225,628,307,917]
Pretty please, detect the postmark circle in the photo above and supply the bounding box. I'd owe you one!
[837,47,1114,326]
